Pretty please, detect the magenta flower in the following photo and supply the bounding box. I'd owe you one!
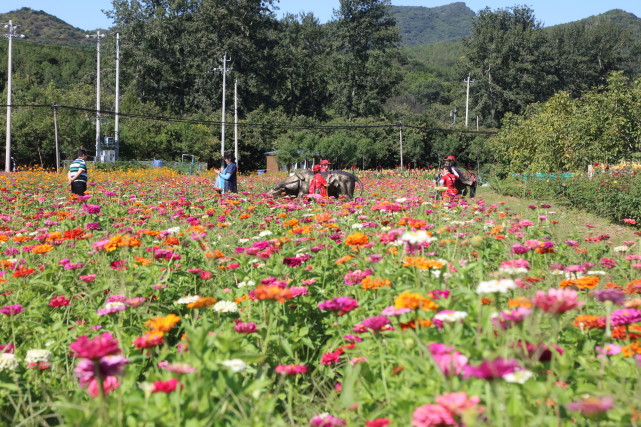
[462,358,521,380]
[381,306,411,316]
[593,289,625,306]
[275,364,308,375]
[435,392,482,416]
[608,308,641,326]
[309,413,346,427]
[0,343,14,353]
[82,204,101,214]
[318,297,359,315]
[492,307,532,330]
[234,321,258,334]
[343,269,372,285]
[0,304,23,316]
[125,297,146,307]
[532,288,584,314]
[158,361,196,374]
[596,344,622,357]
[357,315,392,332]
[70,333,121,360]
[290,286,308,297]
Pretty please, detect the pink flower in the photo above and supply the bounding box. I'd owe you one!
[0,304,23,316]
[462,358,521,380]
[309,413,346,427]
[290,286,309,297]
[106,295,126,303]
[365,419,390,427]
[80,274,97,283]
[435,392,481,416]
[382,306,411,316]
[87,376,121,397]
[318,297,359,315]
[428,343,468,376]
[275,364,308,375]
[199,270,213,280]
[566,396,614,416]
[152,378,180,393]
[82,204,101,214]
[321,351,342,365]
[133,334,164,349]
[125,297,146,307]
[593,289,625,305]
[411,403,457,427]
[491,307,532,330]
[532,288,584,314]
[158,361,196,374]
[0,343,14,353]
[70,333,121,359]
[343,269,372,285]
[234,321,258,334]
[596,344,622,357]
[623,218,637,224]
[74,356,129,385]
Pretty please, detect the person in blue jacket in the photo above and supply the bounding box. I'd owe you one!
[214,153,238,194]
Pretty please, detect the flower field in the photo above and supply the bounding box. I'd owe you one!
[1,169,641,426]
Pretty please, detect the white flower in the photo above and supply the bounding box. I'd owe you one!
[213,301,238,313]
[476,279,517,294]
[166,227,180,234]
[0,353,19,371]
[503,370,534,384]
[433,311,468,323]
[25,349,52,364]
[220,359,247,372]
[238,238,250,243]
[258,230,273,237]
[499,267,529,275]
[138,382,154,393]
[614,246,629,253]
[175,295,200,305]
[586,270,607,276]
[401,230,437,244]
[351,223,364,229]
[395,198,408,203]
[237,280,256,288]
[105,302,126,310]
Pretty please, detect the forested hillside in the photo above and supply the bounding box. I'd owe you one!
[391,2,474,46]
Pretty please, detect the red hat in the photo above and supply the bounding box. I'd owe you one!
[312,165,321,172]
[320,160,332,165]
[444,155,456,161]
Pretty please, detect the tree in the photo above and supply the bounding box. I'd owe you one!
[329,0,402,119]
[461,6,553,126]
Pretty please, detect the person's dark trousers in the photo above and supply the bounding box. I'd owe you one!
[71,181,86,196]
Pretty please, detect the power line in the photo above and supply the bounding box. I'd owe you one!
[1,103,497,135]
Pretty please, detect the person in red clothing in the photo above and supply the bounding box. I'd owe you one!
[438,166,459,200]
[309,164,328,197]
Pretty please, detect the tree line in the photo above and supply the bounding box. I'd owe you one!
[0,2,639,171]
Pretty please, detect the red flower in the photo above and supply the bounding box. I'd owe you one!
[152,378,179,393]
[365,419,391,427]
[49,295,70,308]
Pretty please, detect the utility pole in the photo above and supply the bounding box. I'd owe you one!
[86,31,105,162]
[464,74,475,127]
[115,33,120,161]
[214,53,232,166]
[396,122,404,172]
[3,20,25,172]
[234,79,238,166]
[450,109,457,126]
[52,105,60,173]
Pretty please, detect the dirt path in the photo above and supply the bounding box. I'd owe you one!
[475,186,640,245]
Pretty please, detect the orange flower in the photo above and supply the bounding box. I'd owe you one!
[283,218,299,227]
[235,294,250,304]
[361,276,391,290]
[400,319,433,330]
[335,255,353,265]
[187,297,217,309]
[402,257,444,270]
[489,225,504,235]
[13,267,35,278]
[31,244,54,254]
[315,213,333,223]
[560,276,599,290]
[239,213,252,220]
[145,314,181,334]
[164,236,180,246]
[480,297,493,305]
[254,285,293,303]
[622,342,641,357]
[135,256,153,266]
[344,232,369,247]
[508,297,532,308]
[572,315,603,330]
[394,291,438,311]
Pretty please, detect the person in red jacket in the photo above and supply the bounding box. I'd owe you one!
[438,166,459,200]
[309,164,328,197]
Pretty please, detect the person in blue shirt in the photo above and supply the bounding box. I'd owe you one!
[67,149,89,196]
[214,153,238,194]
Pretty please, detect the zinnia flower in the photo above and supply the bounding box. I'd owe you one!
[309,413,346,427]
[411,403,457,427]
[0,304,23,316]
[566,396,614,416]
[0,353,19,371]
[152,378,180,393]
[463,358,521,380]
[532,288,584,314]
[275,364,308,375]
[70,333,121,360]
[234,321,258,334]
[318,297,359,315]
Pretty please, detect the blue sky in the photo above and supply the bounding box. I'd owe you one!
[1,1,640,30]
